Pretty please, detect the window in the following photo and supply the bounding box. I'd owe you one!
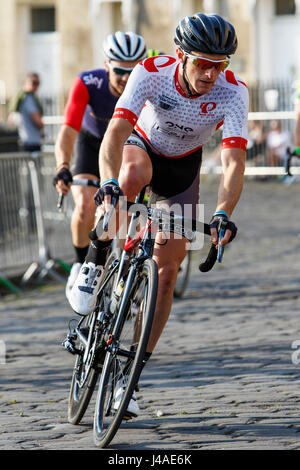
[275,0,296,15]
[31,7,56,33]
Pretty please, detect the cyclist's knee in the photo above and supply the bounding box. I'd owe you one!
[120,162,150,198]
[74,195,96,221]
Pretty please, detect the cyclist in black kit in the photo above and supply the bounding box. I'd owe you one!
[53,31,147,301]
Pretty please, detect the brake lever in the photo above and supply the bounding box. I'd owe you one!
[103,186,121,231]
[217,219,227,263]
[103,196,116,231]
[57,194,64,212]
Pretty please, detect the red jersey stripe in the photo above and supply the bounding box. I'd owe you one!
[222,136,247,150]
[225,70,239,86]
[63,77,90,131]
[112,108,138,126]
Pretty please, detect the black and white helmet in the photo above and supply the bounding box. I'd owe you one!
[174,13,238,56]
[103,31,147,62]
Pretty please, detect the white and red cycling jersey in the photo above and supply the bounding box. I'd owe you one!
[113,55,249,158]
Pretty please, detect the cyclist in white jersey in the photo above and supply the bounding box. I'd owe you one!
[69,13,249,418]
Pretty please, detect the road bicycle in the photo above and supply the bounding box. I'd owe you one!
[61,185,224,448]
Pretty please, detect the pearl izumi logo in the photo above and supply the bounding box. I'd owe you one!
[199,102,217,115]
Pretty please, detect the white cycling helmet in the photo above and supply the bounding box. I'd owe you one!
[103,31,147,62]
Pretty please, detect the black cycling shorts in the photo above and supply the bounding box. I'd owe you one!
[124,132,202,218]
[71,128,102,178]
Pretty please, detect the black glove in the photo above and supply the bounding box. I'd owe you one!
[209,213,237,243]
[53,167,73,187]
[94,181,123,207]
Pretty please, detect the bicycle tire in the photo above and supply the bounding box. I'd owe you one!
[174,250,191,298]
[67,250,121,425]
[68,330,100,425]
[93,257,158,448]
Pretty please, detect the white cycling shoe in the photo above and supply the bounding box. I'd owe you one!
[68,261,103,315]
[65,262,82,302]
[113,379,140,419]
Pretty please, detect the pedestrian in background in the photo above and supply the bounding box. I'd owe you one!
[8,72,44,151]
[53,31,147,302]
[266,119,291,167]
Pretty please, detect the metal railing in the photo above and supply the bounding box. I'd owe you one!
[0,151,75,292]
[1,144,299,295]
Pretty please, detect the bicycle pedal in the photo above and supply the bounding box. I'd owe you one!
[62,333,82,356]
[62,338,77,355]
[122,413,133,421]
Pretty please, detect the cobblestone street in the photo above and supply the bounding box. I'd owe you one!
[1,179,300,452]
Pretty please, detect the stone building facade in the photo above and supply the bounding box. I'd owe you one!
[1,0,300,106]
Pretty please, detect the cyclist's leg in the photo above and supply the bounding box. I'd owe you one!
[119,144,153,201]
[147,235,187,353]
[145,160,201,353]
[65,131,101,299]
[92,140,153,245]
[65,173,99,300]
[70,130,101,259]
[71,173,99,248]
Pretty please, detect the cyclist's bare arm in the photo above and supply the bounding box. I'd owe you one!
[54,124,78,194]
[212,146,245,246]
[99,117,133,190]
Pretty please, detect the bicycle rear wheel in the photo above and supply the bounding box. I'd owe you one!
[67,313,100,424]
[93,257,158,448]
[174,250,191,298]
[68,250,120,425]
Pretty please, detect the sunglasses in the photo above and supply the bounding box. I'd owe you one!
[108,63,134,77]
[184,52,230,72]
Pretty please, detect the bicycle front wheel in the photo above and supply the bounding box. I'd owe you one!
[93,257,158,448]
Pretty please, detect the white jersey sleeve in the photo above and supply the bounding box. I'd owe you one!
[218,71,249,150]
